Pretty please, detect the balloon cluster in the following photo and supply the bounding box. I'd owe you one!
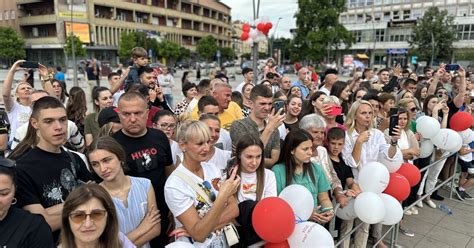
[252,185,335,247]
[417,112,473,157]
[337,161,421,225]
[240,17,273,45]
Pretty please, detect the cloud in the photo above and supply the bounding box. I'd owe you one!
[221,0,298,38]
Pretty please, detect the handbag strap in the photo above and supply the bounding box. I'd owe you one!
[174,170,212,204]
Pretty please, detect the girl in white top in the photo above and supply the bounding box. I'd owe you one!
[165,121,240,247]
[88,136,161,248]
[152,110,182,165]
[233,134,277,202]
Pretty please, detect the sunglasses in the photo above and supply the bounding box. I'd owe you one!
[202,181,216,202]
[69,209,107,224]
[410,107,417,112]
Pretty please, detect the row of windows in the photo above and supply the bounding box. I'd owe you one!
[347,0,470,8]
[0,10,15,21]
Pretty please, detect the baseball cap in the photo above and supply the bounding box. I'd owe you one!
[98,106,120,128]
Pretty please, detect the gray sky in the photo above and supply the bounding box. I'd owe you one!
[221,0,298,38]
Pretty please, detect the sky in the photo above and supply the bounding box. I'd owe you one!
[221,0,298,38]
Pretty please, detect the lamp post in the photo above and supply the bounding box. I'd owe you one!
[251,0,260,84]
[430,31,435,67]
[269,17,282,60]
[69,0,78,87]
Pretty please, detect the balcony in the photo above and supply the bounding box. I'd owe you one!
[16,0,42,4]
[19,14,56,25]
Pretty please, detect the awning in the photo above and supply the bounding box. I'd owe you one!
[356,54,369,60]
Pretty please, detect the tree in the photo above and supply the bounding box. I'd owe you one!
[0,27,25,63]
[409,7,458,65]
[118,31,139,60]
[241,53,251,60]
[196,35,218,61]
[219,47,236,61]
[178,47,191,61]
[156,40,181,63]
[294,0,354,62]
[65,34,86,57]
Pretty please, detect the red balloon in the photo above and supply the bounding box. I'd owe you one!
[263,29,270,36]
[383,173,410,201]
[265,22,273,31]
[257,23,266,32]
[449,111,473,131]
[243,23,251,32]
[396,163,421,187]
[264,240,290,248]
[252,197,295,243]
[240,32,249,41]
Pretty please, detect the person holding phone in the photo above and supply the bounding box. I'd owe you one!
[342,100,402,248]
[321,96,346,134]
[272,130,334,224]
[88,136,161,248]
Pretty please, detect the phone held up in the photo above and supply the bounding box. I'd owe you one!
[19,61,39,69]
[273,100,285,115]
[388,107,399,136]
[445,64,460,71]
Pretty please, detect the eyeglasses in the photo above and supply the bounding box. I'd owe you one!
[202,181,216,202]
[157,123,176,129]
[69,209,107,224]
[0,158,15,168]
[410,107,417,112]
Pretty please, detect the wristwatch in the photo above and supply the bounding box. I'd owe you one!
[390,140,398,146]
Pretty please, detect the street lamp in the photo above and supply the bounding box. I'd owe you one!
[269,17,282,60]
[69,0,78,87]
[251,0,260,84]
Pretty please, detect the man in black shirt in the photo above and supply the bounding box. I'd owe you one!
[11,96,93,243]
[113,92,174,247]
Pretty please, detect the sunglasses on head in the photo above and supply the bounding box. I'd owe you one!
[202,181,216,202]
[69,209,107,224]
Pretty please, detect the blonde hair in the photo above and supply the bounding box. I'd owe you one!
[176,121,211,144]
[322,95,340,105]
[345,100,375,134]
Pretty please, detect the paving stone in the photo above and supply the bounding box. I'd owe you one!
[425,226,471,247]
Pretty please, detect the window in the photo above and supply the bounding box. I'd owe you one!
[383,12,391,22]
[412,9,423,19]
[349,0,357,8]
[353,30,362,42]
[374,12,382,21]
[374,0,382,5]
[4,11,9,20]
[458,9,468,17]
[357,14,364,23]
[376,29,385,42]
[32,27,39,37]
[393,11,400,20]
[403,10,410,20]
[10,10,15,20]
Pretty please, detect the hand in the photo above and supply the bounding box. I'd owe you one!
[139,204,161,233]
[435,67,446,79]
[414,132,422,141]
[38,63,49,78]
[321,104,332,116]
[219,165,241,199]
[442,105,449,115]
[149,88,157,102]
[390,125,401,142]
[336,194,349,208]
[168,227,190,239]
[411,148,421,157]
[310,206,334,224]
[346,189,360,198]
[457,66,466,78]
[11,60,26,72]
[122,66,131,77]
[356,130,370,144]
[393,64,401,78]
[266,108,285,131]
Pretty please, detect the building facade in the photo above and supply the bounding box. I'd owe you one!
[340,0,474,69]
[3,0,232,67]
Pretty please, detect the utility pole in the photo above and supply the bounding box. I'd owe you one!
[70,0,78,87]
[430,31,435,67]
[252,0,260,85]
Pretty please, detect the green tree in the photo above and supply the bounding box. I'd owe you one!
[178,47,191,61]
[156,40,181,62]
[409,7,458,65]
[196,35,218,61]
[219,47,236,61]
[294,0,354,62]
[65,34,86,57]
[241,53,251,60]
[0,27,26,63]
[118,31,139,60]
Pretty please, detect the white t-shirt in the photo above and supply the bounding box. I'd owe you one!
[170,140,182,165]
[157,74,175,95]
[7,101,31,142]
[238,169,277,202]
[216,129,232,151]
[235,81,246,93]
[113,90,125,107]
[12,120,84,150]
[206,148,232,172]
[164,163,227,247]
[186,98,198,113]
[278,123,287,140]
[460,144,472,162]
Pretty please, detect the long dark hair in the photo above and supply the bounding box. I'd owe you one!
[279,130,315,187]
[423,94,437,116]
[234,134,265,201]
[60,184,122,248]
[88,136,128,173]
[9,96,65,160]
[52,79,68,104]
[330,81,349,115]
[66,87,87,124]
[302,91,327,116]
[92,86,111,113]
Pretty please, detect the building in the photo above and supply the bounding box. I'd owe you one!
[3,0,232,67]
[340,0,474,69]
[232,20,268,58]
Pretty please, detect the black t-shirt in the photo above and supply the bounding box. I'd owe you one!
[0,207,54,248]
[330,156,354,189]
[112,128,173,214]
[15,147,93,242]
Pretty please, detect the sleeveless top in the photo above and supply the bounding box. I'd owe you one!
[112,176,151,248]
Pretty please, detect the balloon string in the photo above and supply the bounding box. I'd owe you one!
[295,215,306,224]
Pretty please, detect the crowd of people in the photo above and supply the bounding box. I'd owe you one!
[0,46,473,248]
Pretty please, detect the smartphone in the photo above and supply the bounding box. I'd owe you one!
[273,100,285,114]
[318,207,333,214]
[19,61,39,69]
[327,104,342,116]
[389,107,399,136]
[445,64,460,71]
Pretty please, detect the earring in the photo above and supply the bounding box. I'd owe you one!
[11,198,17,205]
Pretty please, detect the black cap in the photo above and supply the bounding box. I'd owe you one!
[98,106,120,128]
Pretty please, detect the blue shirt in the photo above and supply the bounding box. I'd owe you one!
[291,80,310,98]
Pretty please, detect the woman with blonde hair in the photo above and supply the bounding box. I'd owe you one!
[342,100,403,248]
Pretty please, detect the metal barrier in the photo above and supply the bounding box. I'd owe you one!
[332,150,460,248]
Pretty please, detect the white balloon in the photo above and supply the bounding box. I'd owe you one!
[459,129,474,144]
[431,128,463,152]
[279,184,314,221]
[244,38,254,45]
[166,241,195,248]
[249,29,259,40]
[257,33,267,42]
[354,192,386,224]
[336,198,357,221]
[419,139,434,158]
[288,222,335,248]
[378,150,403,172]
[379,193,403,225]
[416,116,441,139]
[358,162,390,193]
